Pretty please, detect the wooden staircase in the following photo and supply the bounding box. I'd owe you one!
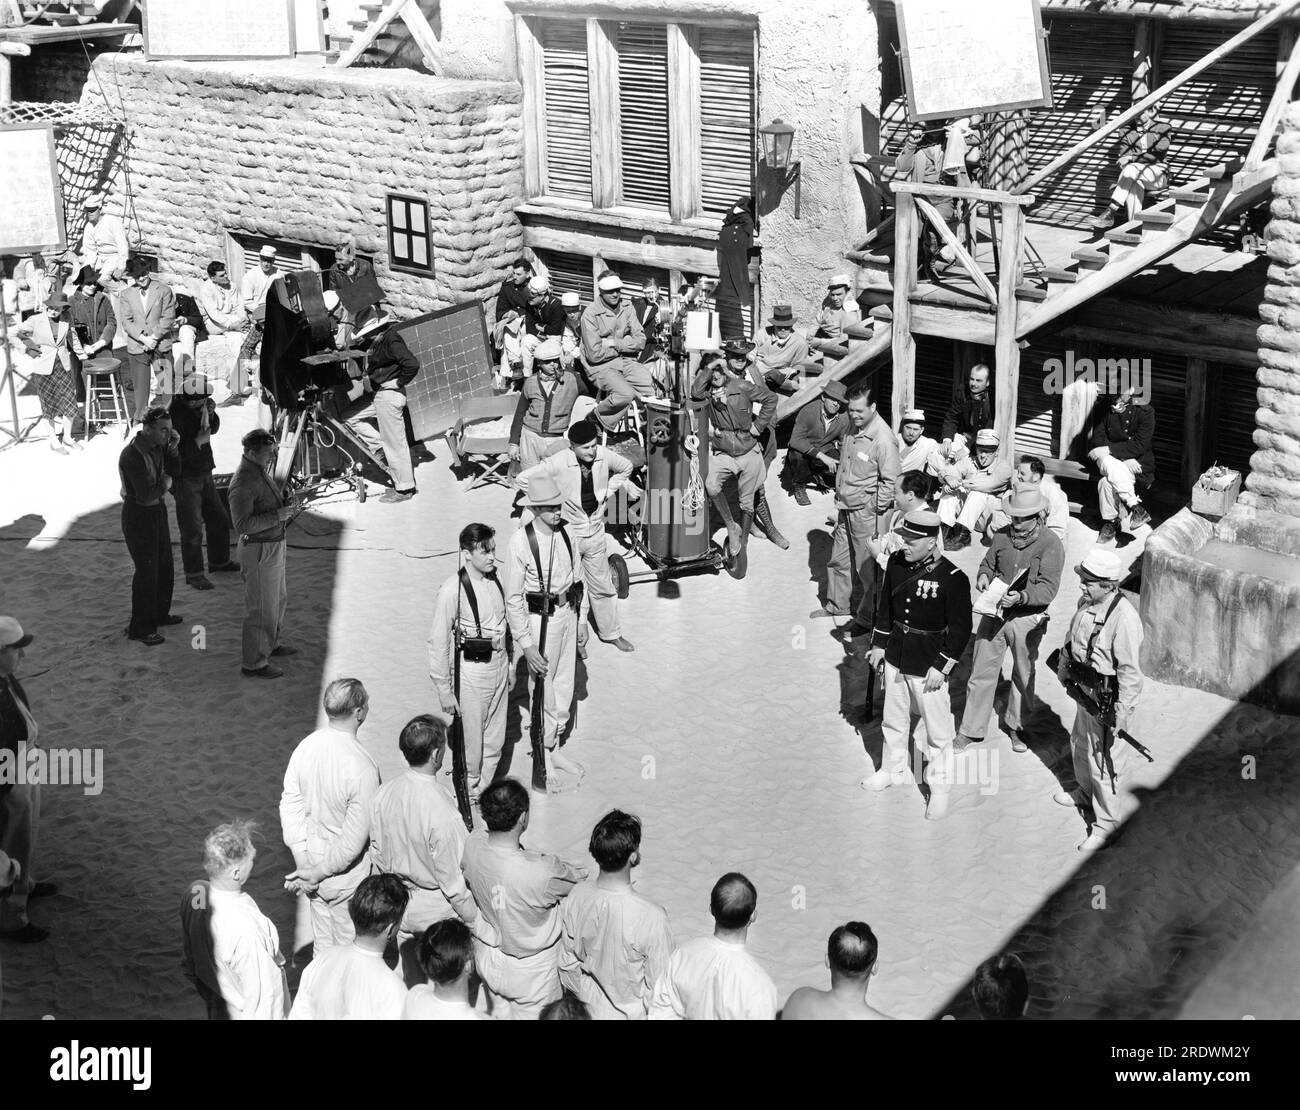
[330,0,443,73]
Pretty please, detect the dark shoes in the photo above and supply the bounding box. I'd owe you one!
[945,524,971,549]
[1128,504,1151,530]
[31,882,58,899]
[793,487,811,507]
[209,561,240,573]
[187,575,215,591]
[380,487,417,504]
[1098,520,1118,543]
[270,644,299,657]
[127,630,165,646]
[159,614,184,626]
[810,603,850,619]
[0,923,49,943]
[241,665,284,679]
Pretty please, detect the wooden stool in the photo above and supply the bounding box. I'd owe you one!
[82,356,130,434]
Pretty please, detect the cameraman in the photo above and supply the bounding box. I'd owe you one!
[228,428,300,679]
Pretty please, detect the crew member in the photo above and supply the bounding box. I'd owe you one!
[810,274,861,359]
[239,245,278,388]
[690,354,778,579]
[503,475,585,791]
[522,274,567,375]
[985,454,1070,544]
[77,193,129,277]
[227,427,298,679]
[508,338,583,471]
[785,380,849,506]
[559,291,584,369]
[896,409,939,475]
[934,428,1012,549]
[866,510,972,820]
[1089,387,1154,543]
[343,301,420,503]
[517,420,637,655]
[1054,548,1144,852]
[720,339,788,550]
[580,271,648,432]
[753,304,811,393]
[956,489,1064,753]
[168,374,238,591]
[940,363,995,454]
[812,385,898,622]
[427,524,512,798]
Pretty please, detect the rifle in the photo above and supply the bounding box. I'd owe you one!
[528,525,557,793]
[449,592,473,831]
[1049,648,1154,765]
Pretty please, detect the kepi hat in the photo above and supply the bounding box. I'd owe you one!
[258,245,277,260]
[527,275,550,295]
[561,291,581,308]
[827,273,852,290]
[901,408,926,425]
[83,193,104,210]
[894,509,942,539]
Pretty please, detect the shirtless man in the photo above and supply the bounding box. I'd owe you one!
[781,921,893,1020]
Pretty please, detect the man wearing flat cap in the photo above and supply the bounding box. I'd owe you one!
[956,488,1064,753]
[77,193,129,277]
[810,274,862,359]
[753,304,811,393]
[521,274,567,377]
[786,380,850,506]
[1053,548,1144,852]
[580,270,649,432]
[509,338,584,471]
[502,475,586,790]
[866,510,972,820]
[934,427,1012,549]
[517,419,637,654]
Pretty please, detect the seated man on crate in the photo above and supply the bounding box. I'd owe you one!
[1089,110,1173,230]
[1089,386,1154,543]
[933,428,1012,550]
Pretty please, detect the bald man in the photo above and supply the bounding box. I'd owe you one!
[781,922,893,1020]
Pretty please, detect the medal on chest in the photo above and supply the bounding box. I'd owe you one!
[914,578,940,600]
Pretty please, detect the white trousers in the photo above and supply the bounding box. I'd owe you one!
[1070,705,1135,837]
[937,489,997,531]
[879,662,956,793]
[571,515,621,641]
[474,941,562,1020]
[459,654,510,792]
[1097,455,1142,523]
[1110,162,1168,220]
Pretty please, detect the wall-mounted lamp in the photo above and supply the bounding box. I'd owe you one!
[758,117,801,219]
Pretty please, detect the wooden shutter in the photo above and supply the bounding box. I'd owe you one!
[616,22,671,213]
[1017,343,1063,459]
[616,262,672,298]
[698,27,756,218]
[533,248,595,304]
[1146,351,1186,494]
[240,236,311,276]
[540,20,593,202]
[1207,361,1260,480]
[1029,15,1136,227]
[913,337,957,438]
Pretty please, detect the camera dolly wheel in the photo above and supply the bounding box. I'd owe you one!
[608,553,630,600]
[353,468,367,503]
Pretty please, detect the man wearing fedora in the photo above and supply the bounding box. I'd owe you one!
[0,617,57,943]
[956,488,1064,753]
[809,274,862,359]
[786,380,850,505]
[119,256,178,422]
[168,375,238,592]
[580,270,648,432]
[502,474,586,790]
[1054,548,1144,852]
[866,510,972,820]
[517,419,637,655]
[77,193,129,277]
[934,427,1013,549]
[754,304,810,393]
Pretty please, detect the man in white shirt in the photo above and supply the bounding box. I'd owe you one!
[199,820,289,1020]
[369,714,490,983]
[781,921,893,1020]
[461,780,586,1019]
[809,273,862,359]
[289,874,409,1020]
[241,245,278,317]
[560,809,673,1020]
[78,193,129,277]
[896,409,940,476]
[649,872,778,1020]
[280,678,381,952]
[196,260,249,395]
[403,919,489,1020]
[984,454,1070,544]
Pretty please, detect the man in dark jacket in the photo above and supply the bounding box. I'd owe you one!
[118,406,183,645]
[941,362,995,450]
[1088,387,1154,542]
[786,380,850,505]
[0,617,54,943]
[169,375,238,591]
[341,302,421,503]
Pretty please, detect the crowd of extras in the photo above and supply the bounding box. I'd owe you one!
[2,203,1157,1017]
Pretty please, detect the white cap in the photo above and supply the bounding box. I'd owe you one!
[83,193,104,210]
[561,291,581,308]
[0,616,33,649]
[597,273,623,291]
[975,428,1000,447]
[901,409,925,424]
[259,245,277,259]
[828,273,852,289]
[528,275,550,295]
[534,338,563,362]
[323,290,340,313]
[1077,548,1124,581]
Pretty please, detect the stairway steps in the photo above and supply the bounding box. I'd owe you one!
[1015,284,1048,302]
[1105,220,1145,246]
[1071,246,1110,270]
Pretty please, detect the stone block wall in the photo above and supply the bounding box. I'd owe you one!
[1250,101,1300,519]
[76,54,524,323]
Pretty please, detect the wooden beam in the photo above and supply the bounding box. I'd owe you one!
[993,203,1026,463]
[1184,357,1208,490]
[776,323,892,422]
[914,196,998,306]
[337,0,408,69]
[588,19,622,210]
[870,302,997,345]
[400,0,445,75]
[1021,0,1300,193]
[1245,27,1300,169]
[516,16,547,199]
[520,222,717,274]
[891,191,919,428]
[1064,298,1261,364]
[892,180,1036,207]
[667,22,701,223]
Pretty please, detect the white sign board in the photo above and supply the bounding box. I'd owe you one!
[143,0,296,60]
[294,0,326,54]
[0,125,66,255]
[897,0,1052,121]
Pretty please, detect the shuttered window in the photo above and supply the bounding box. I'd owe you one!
[614,262,673,300]
[540,20,593,202]
[1207,361,1259,480]
[1017,344,1063,458]
[533,249,595,305]
[236,235,338,279]
[699,27,756,217]
[1146,352,1184,493]
[913,337,958,438]
[616,22,672,213]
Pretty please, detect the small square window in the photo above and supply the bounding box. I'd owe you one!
[386,193,435,278]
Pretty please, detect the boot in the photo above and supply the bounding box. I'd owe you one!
[711,493,743,561]
[728,511,753,580]
[753,487,790,550]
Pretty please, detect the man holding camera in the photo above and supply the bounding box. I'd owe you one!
[227,428,299,679]
[118,406,184,646]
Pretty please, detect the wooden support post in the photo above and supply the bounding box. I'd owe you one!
[667,23,701,223]
[588,20,622,210]
[517,17,547,199]
[1247,22,1300,169]
[1184,356,1208,490]
[400,0,445,75]
[891,192,919,431]
[1132,19,1154,101]
[993,202,1026,464]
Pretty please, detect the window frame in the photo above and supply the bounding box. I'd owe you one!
[385,192,436,278]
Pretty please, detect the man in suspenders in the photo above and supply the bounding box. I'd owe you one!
[428,523,512,799]
[502,476,585,792]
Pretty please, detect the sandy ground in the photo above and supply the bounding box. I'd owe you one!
[0,397,1297,1020]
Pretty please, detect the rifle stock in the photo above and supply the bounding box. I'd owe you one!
[450,632,473,830]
